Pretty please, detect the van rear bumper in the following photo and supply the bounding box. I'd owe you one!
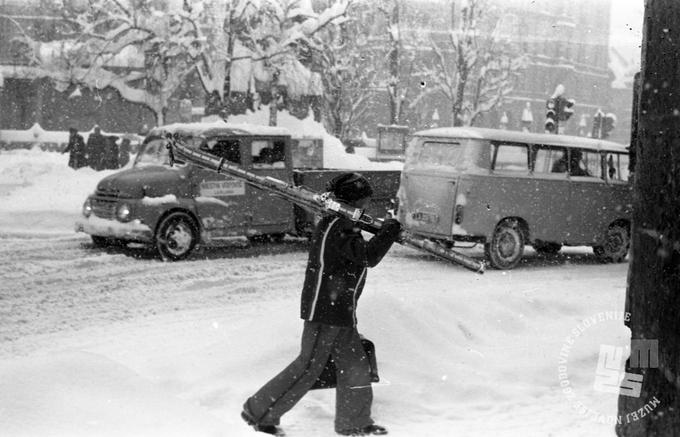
[75,216,154,243]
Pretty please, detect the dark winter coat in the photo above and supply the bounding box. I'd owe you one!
[63,134,86,169]
[86,133,107,170]
[102,136,120,169]
[300,215,400,327]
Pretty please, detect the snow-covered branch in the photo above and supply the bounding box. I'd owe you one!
[12,0,212,125]
[414,0,526,126]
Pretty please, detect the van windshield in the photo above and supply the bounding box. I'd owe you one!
[406,140,462,171]
[405,137,490,172]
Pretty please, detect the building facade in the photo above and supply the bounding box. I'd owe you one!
[0,0,188,133]
[0,0,632,144]
[350,0,630,144]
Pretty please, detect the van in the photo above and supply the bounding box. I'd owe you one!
[397,127,632,269]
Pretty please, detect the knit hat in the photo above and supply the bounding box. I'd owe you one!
[326,172,373,202]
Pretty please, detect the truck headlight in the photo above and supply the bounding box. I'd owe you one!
[117,203,131,222]
[82,199,93,218]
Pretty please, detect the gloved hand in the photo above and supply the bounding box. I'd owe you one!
[380,218,402,240]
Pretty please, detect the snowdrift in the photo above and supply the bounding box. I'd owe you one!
[0,108,401,235]
[0,352,226,437]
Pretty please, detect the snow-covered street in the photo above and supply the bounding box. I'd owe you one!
[0,231,630,437]
[0,147,633,437]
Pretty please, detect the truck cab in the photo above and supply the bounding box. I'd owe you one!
[75,122,295,260]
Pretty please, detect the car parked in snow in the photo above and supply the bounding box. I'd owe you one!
[75,122,400,260]
[397,127,632,269]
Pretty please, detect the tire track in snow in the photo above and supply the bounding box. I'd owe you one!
[0,235,308,355]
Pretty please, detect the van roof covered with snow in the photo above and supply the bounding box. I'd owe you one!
[413,127,629,153]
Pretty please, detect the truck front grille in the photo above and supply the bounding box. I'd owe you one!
[91,198,117,219]
[96,187,120,197]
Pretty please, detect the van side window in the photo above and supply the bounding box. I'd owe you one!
[576,150,601,178]
[605,153,630,182]
[534,146,567,174]
[203,139,241,164]
[493,143,528,172]
[252,140,286,168]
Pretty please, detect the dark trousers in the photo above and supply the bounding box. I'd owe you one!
[243,321,374,432]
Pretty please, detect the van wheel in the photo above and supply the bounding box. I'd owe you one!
[534,241,562,255]
[486,219,525,270]
[269,233,286,243]
[155,212,198,261]
[593,224,630,263]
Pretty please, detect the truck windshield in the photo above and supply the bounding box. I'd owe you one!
[135,139,172,167]
[134,137,203,167]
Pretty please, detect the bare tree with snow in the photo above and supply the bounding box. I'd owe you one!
[316,33,379,140]
[298,2,377,140]
[376,0,416,126]
[240,0,352,126]
[195,0,260,117]
[13,0,211,126]
[416,0,527,127]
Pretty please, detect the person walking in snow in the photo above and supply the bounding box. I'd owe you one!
[62,127,86,169]
[241,172,401,437]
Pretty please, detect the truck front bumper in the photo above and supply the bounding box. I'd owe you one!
[75,215,154,243]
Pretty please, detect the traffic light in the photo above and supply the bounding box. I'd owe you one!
[545,98,557,133]
[545,94,575,134]
[602,113,616,139]
[559,98,575,121]
[591,110,616,139]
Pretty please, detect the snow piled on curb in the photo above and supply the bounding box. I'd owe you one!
[0,109,401,234]
[0,148,111,213]
[0,148,117,235]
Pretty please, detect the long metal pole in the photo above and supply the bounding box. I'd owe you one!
[167,137,485,273]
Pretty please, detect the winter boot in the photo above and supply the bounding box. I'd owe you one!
[241,410,285,436]
[337,424,388,436]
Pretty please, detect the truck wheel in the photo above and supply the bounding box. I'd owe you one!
[91,235,110,247]
[155,212,198,261]
[533,241,562,255]
[593,224,630,263]
[485,219,525,270]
